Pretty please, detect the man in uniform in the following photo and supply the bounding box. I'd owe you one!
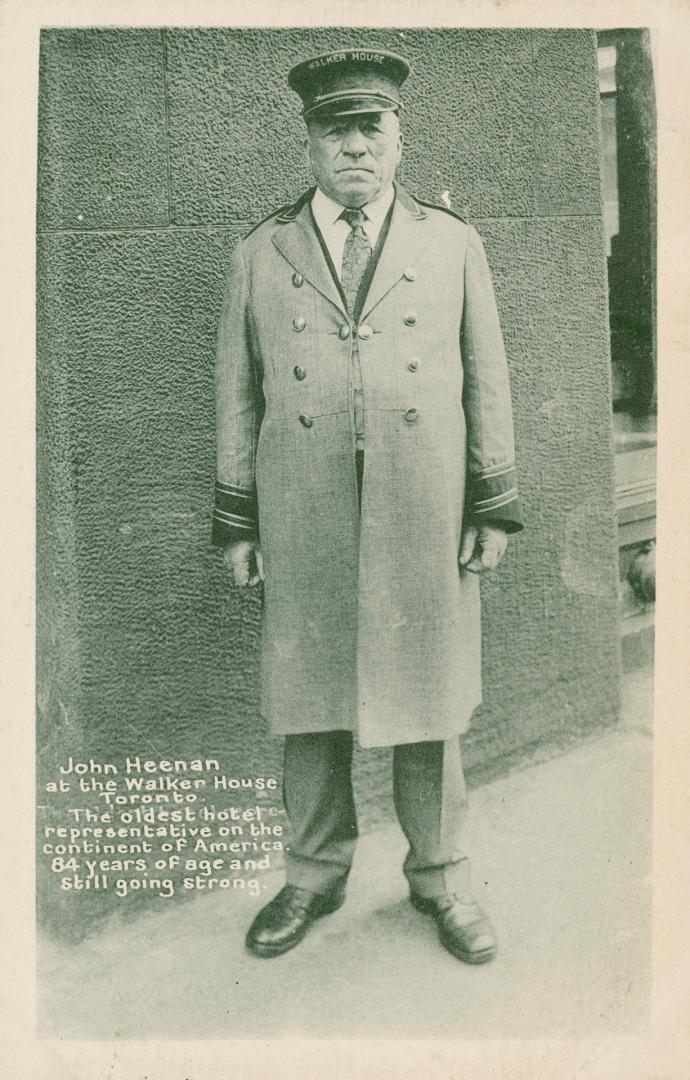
[213,48,522,964]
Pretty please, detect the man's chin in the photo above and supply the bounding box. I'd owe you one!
[333,178,378,205]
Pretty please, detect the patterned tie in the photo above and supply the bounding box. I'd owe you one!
[340,207,372,315]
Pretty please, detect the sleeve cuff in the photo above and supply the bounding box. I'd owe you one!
[465,465,524,533]
[468,505,523,533]
[212,481,259,548]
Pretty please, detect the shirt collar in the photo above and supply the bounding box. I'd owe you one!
[363,183,396,226]
[311,183,395,230]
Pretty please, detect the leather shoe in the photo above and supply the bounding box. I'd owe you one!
[246,883,346,958]
[410,891,497,964]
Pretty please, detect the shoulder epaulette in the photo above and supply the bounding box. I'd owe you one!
[243,188,316,238]
[414,197,468,224]
[242,202,293,239]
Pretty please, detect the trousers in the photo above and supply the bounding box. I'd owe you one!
[283,730,471,898]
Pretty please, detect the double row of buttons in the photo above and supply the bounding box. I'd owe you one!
[291,264,420,427]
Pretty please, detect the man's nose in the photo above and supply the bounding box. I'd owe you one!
[341,127,367,155]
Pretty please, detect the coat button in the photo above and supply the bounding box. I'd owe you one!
[292,272,304,288]
[358,324,373,340]
[404,311,417,326]
[293,365,306,381]
[292,315,306,332]
[338,324,350,340]
[403,267,417,281]
[404,408,419,423]
[299,413,313,428]
[407,359,419,372]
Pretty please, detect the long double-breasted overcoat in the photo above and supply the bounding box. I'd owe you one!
[214,185,520,748]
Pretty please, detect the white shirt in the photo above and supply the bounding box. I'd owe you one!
[311,185,395,278]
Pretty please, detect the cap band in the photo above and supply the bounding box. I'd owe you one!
[303,87,401,117]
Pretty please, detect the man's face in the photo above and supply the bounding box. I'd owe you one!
[305,111,403,207]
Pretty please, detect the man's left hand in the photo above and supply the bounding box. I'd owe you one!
[458,524,508,575]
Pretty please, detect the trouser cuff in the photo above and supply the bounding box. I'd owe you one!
[285,853,351,896]
[405,856,471,899]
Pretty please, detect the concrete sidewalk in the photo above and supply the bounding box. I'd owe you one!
[38,668,652,1040]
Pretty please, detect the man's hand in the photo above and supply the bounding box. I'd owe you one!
[458,524,508,575]
[223,540,265,587]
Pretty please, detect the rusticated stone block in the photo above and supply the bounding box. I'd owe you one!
[38,29,169,230]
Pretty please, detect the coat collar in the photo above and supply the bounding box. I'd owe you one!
[270,183,430,320]
[271,186,343,314]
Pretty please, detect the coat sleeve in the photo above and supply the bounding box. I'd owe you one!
[461,224,523,533]
[212,239,265,548]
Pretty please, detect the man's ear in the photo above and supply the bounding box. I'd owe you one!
[393,114,404,163]
[303,134,312,170]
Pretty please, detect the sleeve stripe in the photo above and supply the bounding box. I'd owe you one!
[216,481,256,499]
[473,489,519,512]
[213,508,257,528]
[475,463,515,480]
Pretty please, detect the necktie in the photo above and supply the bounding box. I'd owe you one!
[340,207,372,315]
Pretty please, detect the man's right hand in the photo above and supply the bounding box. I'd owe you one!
[223,540,264,588]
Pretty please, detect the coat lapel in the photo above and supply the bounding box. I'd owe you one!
[359,185,431,321]
[269,184,432,323]
[271,190,346,317]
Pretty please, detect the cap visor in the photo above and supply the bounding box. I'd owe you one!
[305,98,400,119]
